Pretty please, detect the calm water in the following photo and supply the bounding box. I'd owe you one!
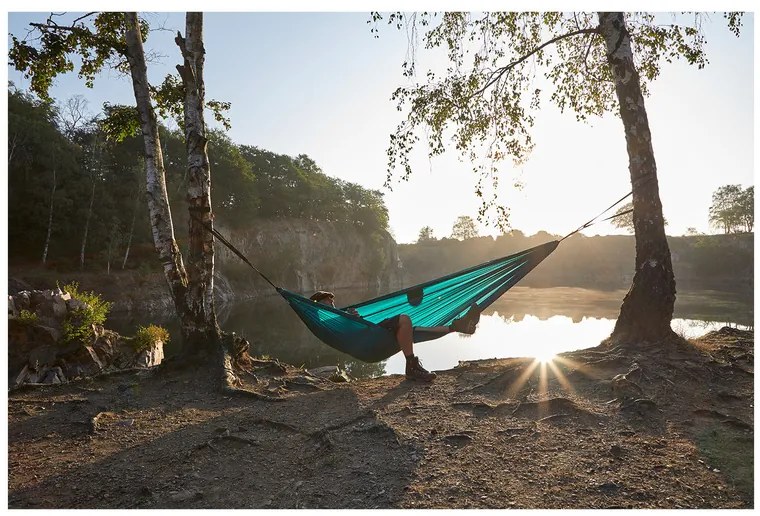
[108,286,753,379]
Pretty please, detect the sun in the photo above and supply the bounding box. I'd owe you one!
[533,349,556,364]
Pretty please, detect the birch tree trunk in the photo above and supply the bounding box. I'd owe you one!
[79,179,95,270]
[598,12,677,343]
[42,167,56,265]
[175,11,220,350]
[124,12,194,335]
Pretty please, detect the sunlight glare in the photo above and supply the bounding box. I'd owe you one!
[533,348,556,364]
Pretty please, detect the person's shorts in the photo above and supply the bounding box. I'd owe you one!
[378,314,402,334]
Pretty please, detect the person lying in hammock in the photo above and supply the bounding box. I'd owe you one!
[309,291,480,382]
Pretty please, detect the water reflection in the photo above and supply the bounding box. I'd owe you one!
[107,286,753,379]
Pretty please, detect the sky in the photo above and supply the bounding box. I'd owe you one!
[4,10,755,243]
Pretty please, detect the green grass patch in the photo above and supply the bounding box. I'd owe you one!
[696,424,754,501]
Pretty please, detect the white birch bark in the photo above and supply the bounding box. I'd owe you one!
[124,12,190,315]
[598,12,676,342]
[176,12,219,342]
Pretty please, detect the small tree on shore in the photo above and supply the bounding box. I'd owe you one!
[417,226,435,242]
[709,184,753,234]
[451,216,479,240]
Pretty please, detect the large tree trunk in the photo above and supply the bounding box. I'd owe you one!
[176,12,220,350]
[124,12,199,345]
[598,12,677,344]
[42,167,56,265]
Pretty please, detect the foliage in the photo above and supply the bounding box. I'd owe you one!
[371,12,744,229]
[611,202,667,234]
[8,12,230,134]
[451,215,479,240]
[7,85,390,271]
[59,281,112,344]
[132,324,170,353]
[16,310,39,326]
[709,184,753,234]
[417,226,435,242]
[100,103,140,142]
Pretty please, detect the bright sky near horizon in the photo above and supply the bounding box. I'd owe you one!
[4,10,755,243]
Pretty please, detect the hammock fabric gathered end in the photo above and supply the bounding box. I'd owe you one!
[277,240,558,362]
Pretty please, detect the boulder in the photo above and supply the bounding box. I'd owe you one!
[135,341,165,368]
[28,345,59,371]
[29,289,53,312]
[14,291,31,312]
[41,367,65,384]
[60,345,105,379]
[8,295,18,317]
[49,293,69,318]
[7,321,61,374]
[66,297,89,313]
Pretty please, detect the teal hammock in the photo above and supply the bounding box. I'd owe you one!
[276,240,558,362]
[199,187,634,363]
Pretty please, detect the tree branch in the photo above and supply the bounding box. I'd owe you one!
[581,32,605,82]
[72,12,97,25]
[30,21,86,33]
[469,27,600,100]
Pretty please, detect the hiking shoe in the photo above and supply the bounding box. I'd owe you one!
[451,303,481,334]
[405,355,437,382]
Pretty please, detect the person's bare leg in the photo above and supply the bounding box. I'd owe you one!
[396,314,414,357]
[419,325,452,333]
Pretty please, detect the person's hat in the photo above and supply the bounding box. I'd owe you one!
[310,291,335,302]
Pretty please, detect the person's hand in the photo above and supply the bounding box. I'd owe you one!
[347,307,359,316]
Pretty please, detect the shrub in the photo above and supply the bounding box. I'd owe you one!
[59,281,112,345]
[16,309,39,326]
[132,324,170,353]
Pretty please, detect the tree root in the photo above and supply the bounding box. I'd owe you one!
[536,413,570,423]
[90,411,117,433]
[240,411,376,450]
[217,332,286,402]
[186,428,260,458]
[8,396,89,404]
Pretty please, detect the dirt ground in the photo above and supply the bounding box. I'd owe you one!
[7,327,753,509]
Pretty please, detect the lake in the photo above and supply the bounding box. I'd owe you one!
[107,286,753,379]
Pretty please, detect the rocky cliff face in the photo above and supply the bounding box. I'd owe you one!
[8,219,404,314]
[216,219,403,298]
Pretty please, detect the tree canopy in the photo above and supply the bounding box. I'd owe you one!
[7,85,391,270]
[373,12,744,229]
[451,215,479,240]
[709,184,753,234]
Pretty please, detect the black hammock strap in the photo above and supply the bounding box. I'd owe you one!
[190,215,278,289]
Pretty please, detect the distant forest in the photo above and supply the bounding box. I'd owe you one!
[399,231,753,293]
[9,85,754,295]
[8,85,389,272]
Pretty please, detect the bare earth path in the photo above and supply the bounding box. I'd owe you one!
[7,328,753,509]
